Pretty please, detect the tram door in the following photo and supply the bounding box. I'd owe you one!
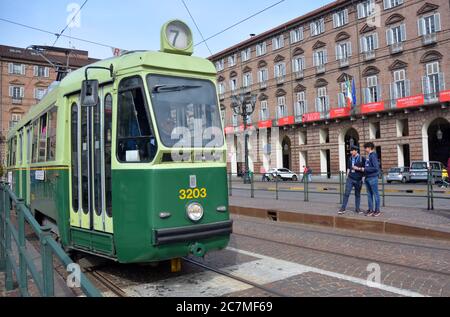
[26,126,32,205]
[70,86,113,234]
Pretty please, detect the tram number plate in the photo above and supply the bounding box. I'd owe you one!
[179,188,207,200]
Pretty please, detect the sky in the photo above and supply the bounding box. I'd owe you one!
[0,0,331,59]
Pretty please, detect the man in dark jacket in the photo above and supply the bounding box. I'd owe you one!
[353,142,381,217]
[338,146,365,215]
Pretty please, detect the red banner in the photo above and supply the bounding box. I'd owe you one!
[302,112,321,123]
[224,127,235,135]
[277,116,295,127]
[330,107,351,119]
[397,94,424,109]
[361,102,385,114]
[258,120,273,129]
[440,90,450,102]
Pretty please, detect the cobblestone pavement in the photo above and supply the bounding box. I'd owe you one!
[78,215,450,298]
[2,215,450,297]
[230,194,450,232]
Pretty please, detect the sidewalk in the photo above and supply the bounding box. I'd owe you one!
[229,195,450,240]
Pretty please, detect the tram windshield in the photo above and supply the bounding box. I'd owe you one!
[147,75,224,148]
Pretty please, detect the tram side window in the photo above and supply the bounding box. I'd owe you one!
[117,78,156,163]
[38,113,48,162]
[32,121,39,163]
[104,94,113,217]
[11,137,17,166]
[46,107,58,161]
[18,132,23,165]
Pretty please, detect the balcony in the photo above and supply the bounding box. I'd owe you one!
[338,58,349,68]
[315,96,330,114]
[219,93,225,101]
[276,76,286,85]
[259,81,268,90]
[12,98,22,105]
[294,71,304,80]
[422,74,445,104]
[316,64,326,75]
[363,50,376,61]
[422,33,437,46]
[294,101,307,118]
[390,42,403,55]
[243,86,251,94]
[389,81,411,108]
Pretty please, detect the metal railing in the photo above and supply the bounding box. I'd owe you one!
[228,170,449,211]
[0,182,101,297]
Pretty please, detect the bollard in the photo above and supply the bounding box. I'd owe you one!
[17,200,28,294]
[381,172,386,208]
[250,173,254,199]
[41,229,55,297]
[339,172,343,205]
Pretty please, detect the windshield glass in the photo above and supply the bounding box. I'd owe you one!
[389,168,401,173]
[147,74,224,148]
[411,162,427,170]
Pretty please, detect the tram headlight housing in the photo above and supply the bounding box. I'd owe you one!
[186,203,204,222]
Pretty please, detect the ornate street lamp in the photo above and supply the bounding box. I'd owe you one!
[231,91,257,184]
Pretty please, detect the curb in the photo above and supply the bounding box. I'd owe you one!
[230,206,450,241]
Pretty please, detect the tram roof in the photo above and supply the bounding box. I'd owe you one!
[7,50,216,139]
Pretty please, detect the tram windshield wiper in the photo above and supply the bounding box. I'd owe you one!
[152,84,202,93]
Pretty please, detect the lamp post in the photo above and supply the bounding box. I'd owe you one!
[232,91,257,184]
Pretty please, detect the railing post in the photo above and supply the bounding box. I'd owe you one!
[430,170,434,211]
[427,170,432,211]
[4,184,14,291]
[381,171,386,208]
[250,173,254,199]
[17,199,28,295]
[40,229,54,297]
[275,174,279,201]
[304,173,309,202]
[0,184,5,272]
[228,171,232,197]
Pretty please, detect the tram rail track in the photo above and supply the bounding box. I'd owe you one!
[234,216,450,252]
[182,257,290,297]
[85,269,128,297]
[232,231,450,278]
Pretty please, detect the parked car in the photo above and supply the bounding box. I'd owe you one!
[387,167,410,184]
[263,168,298,182]
[410,161,445,184]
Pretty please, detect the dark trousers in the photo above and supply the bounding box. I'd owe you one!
[341,177,362,210]
[365,176,380,212]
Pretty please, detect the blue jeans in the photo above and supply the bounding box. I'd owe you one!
[365,177,380,212]
[342,177,362,210]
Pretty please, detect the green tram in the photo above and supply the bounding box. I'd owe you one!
[5,20,232,264]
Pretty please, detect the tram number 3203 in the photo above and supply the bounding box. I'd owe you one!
[179,188,207,200]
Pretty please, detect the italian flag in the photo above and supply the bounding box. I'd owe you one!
[345,78,353,108]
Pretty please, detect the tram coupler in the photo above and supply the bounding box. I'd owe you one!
[171,258,182,273]
[190,243,206,258]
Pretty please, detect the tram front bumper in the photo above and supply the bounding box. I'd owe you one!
[153,220,233,246]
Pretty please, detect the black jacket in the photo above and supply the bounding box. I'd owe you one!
[348,155,366,181]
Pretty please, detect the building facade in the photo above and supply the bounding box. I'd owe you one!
[211,0,450,176]
[0,45,96,163]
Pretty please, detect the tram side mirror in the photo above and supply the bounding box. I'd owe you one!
[81,80,99,107]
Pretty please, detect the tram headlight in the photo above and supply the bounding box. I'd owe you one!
[186,203,204,222]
